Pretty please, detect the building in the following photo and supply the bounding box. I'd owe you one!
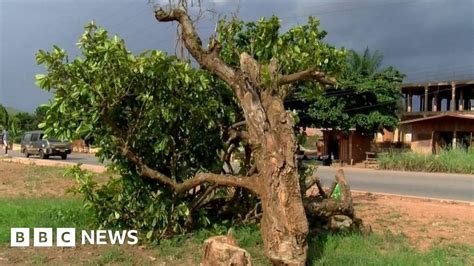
[323,79,474,163]
[322,129,373,164]
[400,113,474,154]
[398,79,474,154]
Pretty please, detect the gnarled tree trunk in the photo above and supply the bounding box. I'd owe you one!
[246,90,309,265]
[152,7,338,265]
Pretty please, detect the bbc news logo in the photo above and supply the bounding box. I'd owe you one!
[11,228,138,247]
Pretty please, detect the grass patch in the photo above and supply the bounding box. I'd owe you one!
[377,149,474,174]
[0,197,472,265]
[153,225,473,265]
[156,225,268,265]
[307,232,474,265]
[0,198,92,243]
[0,161,115,198]
[0,161,113,181]
[30,254,49,264]
[26,164,67,177]
[1,187,470,264]
[93,247,131,265]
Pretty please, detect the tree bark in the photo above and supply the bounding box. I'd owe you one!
[251,93,309,265]
[201,235,253,266]
[303,169,360,231]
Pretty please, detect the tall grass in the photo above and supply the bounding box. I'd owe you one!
[378,149,474,174]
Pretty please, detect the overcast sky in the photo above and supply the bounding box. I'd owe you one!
[1,0,473,112]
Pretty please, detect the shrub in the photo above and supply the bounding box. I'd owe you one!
[66,166,212,243]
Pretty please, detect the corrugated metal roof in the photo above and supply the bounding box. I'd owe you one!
[400,113,474,124]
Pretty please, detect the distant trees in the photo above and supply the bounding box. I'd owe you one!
[13,112,36,132]
[0,104,47,143]
[346,48,383,77]
[0,104,9,130]
[289,48,404,134]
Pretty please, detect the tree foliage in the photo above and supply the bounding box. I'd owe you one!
[36,23,237,239]
[13,112,36,131]
[216,16,345,90]
[0,104,9,130]
[291,48,404,133]
[0,104,53,143]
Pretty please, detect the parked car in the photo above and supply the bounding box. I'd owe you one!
[21,131,72,159]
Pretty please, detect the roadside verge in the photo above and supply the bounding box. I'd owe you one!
[0,156,106,173]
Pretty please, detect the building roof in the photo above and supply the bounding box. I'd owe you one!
[400,113,474,124]
[402,79,474,88]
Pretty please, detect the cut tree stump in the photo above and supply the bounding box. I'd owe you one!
[302,169,362,231]
[201,235,253,266]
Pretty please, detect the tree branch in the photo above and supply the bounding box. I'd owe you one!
[99,107,260,195]
[119,141,260,194]
[220,143,236,174]
[302,175,327,198]
[278,68,336,86]
[231,120,246,129]
[155,7,238,91]
[190,184,218,210]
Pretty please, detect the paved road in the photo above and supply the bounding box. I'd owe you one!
[316,166,474,202]
[8,150,104,165]
[6,150,473,201]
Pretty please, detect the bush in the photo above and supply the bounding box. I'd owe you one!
[377,149,474,174]
[37,24,240,243]
[66,166,213,243]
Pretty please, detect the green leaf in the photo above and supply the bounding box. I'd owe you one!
[34,74,47,87]
[146,230,153,239]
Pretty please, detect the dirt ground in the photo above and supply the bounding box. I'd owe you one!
[353,192,474,249]
[0,161,110,197]
[0,160,473,264]
[1,156,106,173]
[0,244,198,265]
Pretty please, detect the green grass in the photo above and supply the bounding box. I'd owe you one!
[0,197,472,265]
[154,225,473,266]
[308,232,474,265]
[30,254,49,264]
[93,247,132,265]
[0,198,93,243]
[378,149,474,174]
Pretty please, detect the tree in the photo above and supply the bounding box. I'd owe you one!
[14,112,36,130]
[347,48,383,77]
[33,105,49,130]
[154,10,345,265]
[36,7,346,265]
[291,48,404,133]
[36,23,239,236]
[0,104,9,130]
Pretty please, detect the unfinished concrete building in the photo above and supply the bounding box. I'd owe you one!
[398,80,474,153]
